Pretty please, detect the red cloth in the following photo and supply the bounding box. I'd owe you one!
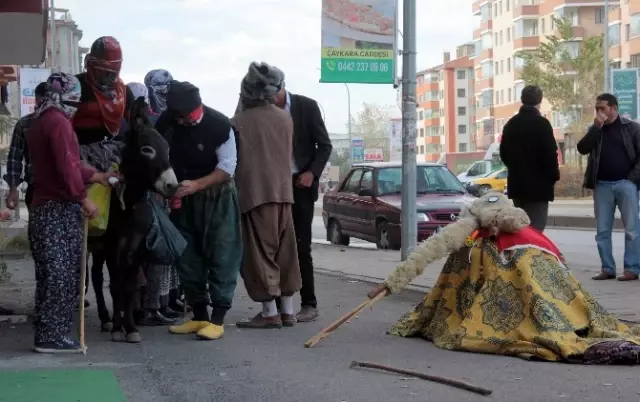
[478,226,562,261]
[84,36,126,135]
[28,109,96,207]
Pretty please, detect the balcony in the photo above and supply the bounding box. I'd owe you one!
[609,45,621,60]
[473,20,493,38]
[425,136,442,144]
[553,25,585,39]
[475,77,494,91]
[475,48,493,61]
[421,100,439,109]
[514,36,540,50]
[608,6,621,22]
[425,117,440,126]
[476,105,494,120]
[513,5,539,18]
[472,0,486,15]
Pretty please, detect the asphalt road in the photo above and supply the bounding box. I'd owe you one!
[2,274,640,402]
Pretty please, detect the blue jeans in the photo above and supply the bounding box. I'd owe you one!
[594,180,640,275]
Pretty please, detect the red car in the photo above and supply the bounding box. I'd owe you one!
[322,162,475,250]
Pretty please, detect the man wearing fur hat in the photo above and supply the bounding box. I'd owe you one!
[232,62,301,329]
[156,80,242,341]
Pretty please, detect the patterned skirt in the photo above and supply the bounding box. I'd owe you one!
[29,200,84,344]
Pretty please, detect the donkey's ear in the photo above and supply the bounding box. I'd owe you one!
[130,96,150,132]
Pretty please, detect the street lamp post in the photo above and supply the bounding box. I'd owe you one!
[400,0,418,260]
[604,0,610,92]
[344,83,352,166]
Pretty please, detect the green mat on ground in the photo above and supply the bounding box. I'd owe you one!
[0,369,126,402]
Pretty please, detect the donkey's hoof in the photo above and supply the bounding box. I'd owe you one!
[111,331,125,342]
[101,322,113,332]
[125,332,142,343]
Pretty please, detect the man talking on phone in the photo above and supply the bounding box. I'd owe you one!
[577,93,640,281]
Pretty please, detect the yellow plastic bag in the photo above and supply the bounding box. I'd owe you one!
[87,183,111,237]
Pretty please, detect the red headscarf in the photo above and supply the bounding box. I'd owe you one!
[83,36,126,135]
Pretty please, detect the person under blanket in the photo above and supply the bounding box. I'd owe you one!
[386,198,640,365]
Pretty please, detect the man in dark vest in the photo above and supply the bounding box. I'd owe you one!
[156,80,242,341]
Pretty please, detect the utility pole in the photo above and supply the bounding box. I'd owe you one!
[603,0,610,92]
[50,0,56,71]
[400,0,417,260]
[345,83,353,166]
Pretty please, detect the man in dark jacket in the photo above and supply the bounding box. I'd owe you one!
[500,85,559,231]
[273,83,332,323]
[577,93,640,282]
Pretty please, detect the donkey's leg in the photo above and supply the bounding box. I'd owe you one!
[107,248,125,342]
[91,247,112,331]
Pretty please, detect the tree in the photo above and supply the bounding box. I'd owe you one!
[518,17,604,168]
[348,102,394,161]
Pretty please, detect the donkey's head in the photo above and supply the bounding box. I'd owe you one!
[122,97,179,198]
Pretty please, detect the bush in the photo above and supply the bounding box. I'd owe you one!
[555,166,591,199]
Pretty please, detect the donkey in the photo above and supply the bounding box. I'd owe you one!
[100,97,180,343]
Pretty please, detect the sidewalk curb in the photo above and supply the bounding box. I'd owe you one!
[314,208,623,231]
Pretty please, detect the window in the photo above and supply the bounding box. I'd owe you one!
[495,170,508,179]
[507,88,512,103]
[467,161,488,176]
[459,143,468,152]
[499,1,502,13]
[341,169,363,193]
[500,60,504,74]
[541,18,545,33]
[420,128,425,137]
[458,124,467,134]
[419,110,424,120]
[506,0,509,11]
[457,88,466,97]
[480,3,491,21]
[495,61,499,75]
[400,166,464,194]
[360,170,373,191]
[420,145,425,154]
[481,32,493,49]
[458,106,467,116]
[456,70,466,79]
[500,90,504,105]
[628,13,639,38]
[506,28,511,42]
[626,24,631,41]
[507,58,511,72]
[595,7,604,24]
[500,31,504,46]
[494,4,498,17]
[608,23,621,46]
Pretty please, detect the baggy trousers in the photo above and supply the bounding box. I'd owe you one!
[171,182,242,324]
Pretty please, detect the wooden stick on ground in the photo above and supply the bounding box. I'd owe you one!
[304,289,387,348]
[350,361,492,396]
[78,218,89,354]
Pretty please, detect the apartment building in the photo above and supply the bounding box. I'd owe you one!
[415,44,476,163]
[608,0,640,68]
[471,0,611,151]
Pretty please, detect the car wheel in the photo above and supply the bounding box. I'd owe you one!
[478,184,492,196]
[376,220,400,250]
[327,220,350,246]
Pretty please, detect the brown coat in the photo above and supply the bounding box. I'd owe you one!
[232,104,294,214]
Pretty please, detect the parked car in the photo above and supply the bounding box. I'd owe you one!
[322,162,475,250]
[465,168,508,197]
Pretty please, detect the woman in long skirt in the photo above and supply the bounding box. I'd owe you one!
[27,73,116,354]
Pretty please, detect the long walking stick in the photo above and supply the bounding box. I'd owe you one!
[350,361,493,396]
[78,218,89,354]
[304,289,388,348]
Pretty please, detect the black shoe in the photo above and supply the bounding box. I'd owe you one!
[143,310,177,326]
[34,337,83,354]
[159,306,182,319]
